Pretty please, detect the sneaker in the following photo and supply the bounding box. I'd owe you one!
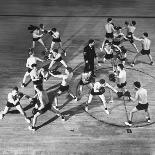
[44,77,48,82]
[131,63,135,67]
[61,115,66,121]
[28,126,36,131]
[74,97,78,102]
[125,121,132,126]
[85,105,88,112]
[150,61,153,65]
[25,118,31,124]
[0,114,4,120]
[146,118,151,123]
[105,109,110,115]
[53,105,59,110]
[21,83,26,88]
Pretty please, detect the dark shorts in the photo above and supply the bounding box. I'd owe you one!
[55,57,62,62]
[33,37,41,41]
[112,40,121,46]
[105,32,114,39]
[59,85,69,92]
[6,101,20,107]
[90,89,103,95]
[141,49,150,55]
[117,81,127,88]
[33,79,43,86]
[38,103,51,114]
[136,103,149,111]
[126,34,134,43]
[52,37,61,43]
[79,79,90,86]
[27,68,32,73]
[105,53,113,60]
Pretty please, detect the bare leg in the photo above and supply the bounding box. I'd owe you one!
[38,39,47,51]
[60,60,68,68]
[99,94,109,114]
[148,54,153,64]
[131,43,139,53]
[22,72,30,84]
[32,41,35,48]
[50,41,55,50]
[132,52,141,65]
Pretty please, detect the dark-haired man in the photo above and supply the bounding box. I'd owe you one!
[0,87,31,124]
[131,32,153,66]
[21,49,44,87]
[125,81,151,126]
[85,79,118,114]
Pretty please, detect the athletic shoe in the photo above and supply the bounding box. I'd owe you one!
[21,83,26,88]
[74,97,78,102]
[25,118,31,124]
[53,105,59,110]
[131,63,135,67]
[105,109,110,115]
[0,114,4,120]
[85,105,88,112]
[28,126,36,131]
[125,121,132,126]
[61,115,66,121]
[150,61,153,65]
[147,118,151,123]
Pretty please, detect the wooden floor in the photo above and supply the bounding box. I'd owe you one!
[1,0,155,155]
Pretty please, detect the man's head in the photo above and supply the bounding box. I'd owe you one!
[143,32,148,38]
[99,79,105,85]
[12,86,18,96]
[107,18,112,23]
[51,28,57,32]
[131,20,136,26]
[88,39,95,47]
[133,81,141,90]
[117,64,124,71]
[28,48,34,56]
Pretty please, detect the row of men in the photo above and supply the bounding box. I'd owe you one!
[0,50,151,130]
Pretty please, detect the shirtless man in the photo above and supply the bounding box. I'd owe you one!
[28,25,47,51]
[49,67,77,109]
[0,87,31,125]
[123,21,139,53]
[48,28,66,56]
[100,18,115,51]
[28,85,65,131]
[131,32,153,66]
[125,81,151,126]
[85,79,118,114]
[21,49,44,87]
[45,49,68,80]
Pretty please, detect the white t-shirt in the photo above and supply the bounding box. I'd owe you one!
[26,56,40,68]
[118,70,126,84]
[135,88,147,104]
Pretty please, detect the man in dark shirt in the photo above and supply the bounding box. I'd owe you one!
[83,39,97,77]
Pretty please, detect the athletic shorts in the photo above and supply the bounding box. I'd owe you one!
[6,101,20,107]
[33,37,41,41]
[59,85,69,92]
[33,79,43,86]
[105,32,113,39]
[126,34,134,43]
[136,103,149,111]
[105,53,113,60]
[90,89,103,95]
[52,37,61,42]
[141,49,150,55]
[54,57,62,62]
[112,40,121,46]
[38,103,51,114]
[117,81,127,88]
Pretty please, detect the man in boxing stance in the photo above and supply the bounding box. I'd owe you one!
[21,49,44,87]
[125,81,151,126]
[85,79,118,115]
[28,85,65,131]
[49,67,77,109]
[131,32,153,66]
[48,28,66,56]
[45,49,68,80]
[0,87,31,124]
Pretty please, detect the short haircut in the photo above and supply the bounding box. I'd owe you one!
[107,18,112,22]
[99,79,105,84]
[28,48,34,55]
[134,81,141,88]
[53,49,58,53]
[51,28,56,32]
[143,32,148,37]
[66,67,73,73]
[132,20,136,26]
[31,63,37,68]
[88,39,95,44]
[13,86,18,91]
[118,64,124,70]
[125,21,129,25]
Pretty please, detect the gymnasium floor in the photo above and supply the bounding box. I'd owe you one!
[0,0,155,154]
